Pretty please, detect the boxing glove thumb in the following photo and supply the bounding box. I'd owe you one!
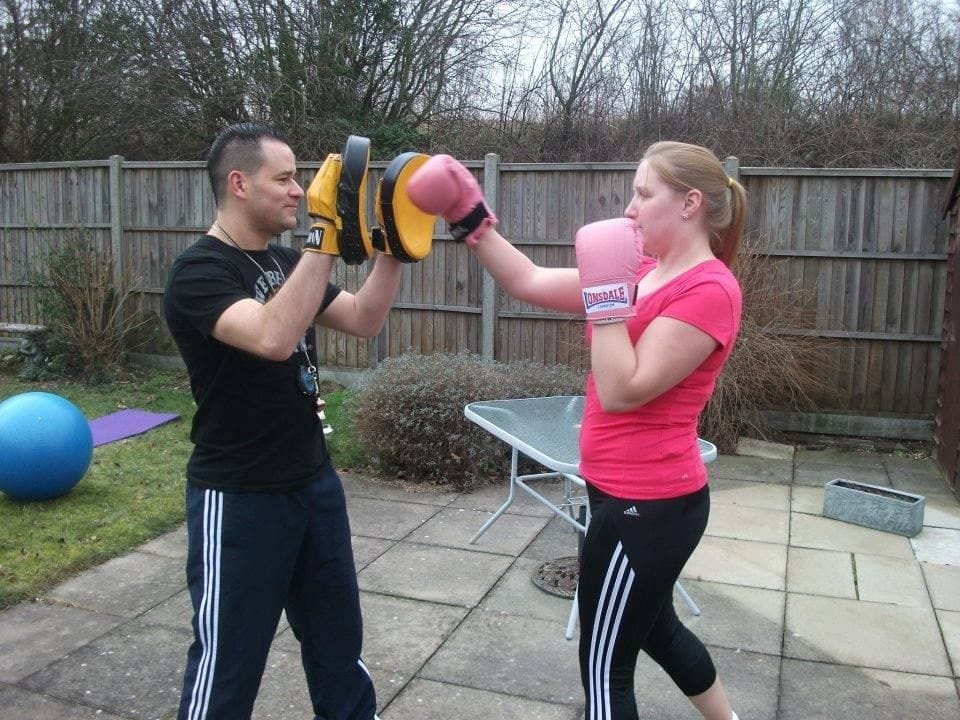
[303,153,343,257]
[575,218,642,323]
[407,154,497,246]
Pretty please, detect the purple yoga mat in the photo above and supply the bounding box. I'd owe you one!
[88,409,181,447]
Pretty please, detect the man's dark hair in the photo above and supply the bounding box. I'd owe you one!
[206,123,290,205]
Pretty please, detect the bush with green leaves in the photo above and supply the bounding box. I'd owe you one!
[348,352,585,489]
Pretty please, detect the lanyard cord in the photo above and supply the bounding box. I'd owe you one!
[214,223,313,364]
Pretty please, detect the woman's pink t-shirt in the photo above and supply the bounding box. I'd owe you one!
[578,257,742,500]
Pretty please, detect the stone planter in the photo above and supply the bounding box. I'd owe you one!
[822,479,925,537]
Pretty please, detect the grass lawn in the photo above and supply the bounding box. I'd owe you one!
[0,358,363,611]
[0,360,196,609]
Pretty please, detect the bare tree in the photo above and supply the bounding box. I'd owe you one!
[533,0,637,159]
[0,0,111,160]
[817,0,959,165]
[0,0,956,164]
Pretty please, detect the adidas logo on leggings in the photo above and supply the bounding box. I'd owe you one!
[623,505,639,517]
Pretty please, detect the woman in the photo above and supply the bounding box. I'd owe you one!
[409,141,745,720]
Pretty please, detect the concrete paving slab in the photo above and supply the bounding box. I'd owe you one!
[269,623,299,654]
[922,562,960,611]
[352,535,395,571]
[705,503,789,544]
[924,495,960,530]
[479,557,575,626]
[938,608,960,678]
[615,654,699,719]
[448,479,567,517]
[941,610,960,680]
[712,646,781,720]
[883,453,943,475]
[359,592,469,705]
[785,547,856,599]
[358,542,512,607]
[521,516,582,562]
[784,593,951,675]
[382,677,580,720]
[407,507,549,556]
[790,512,915,558]
[420,609,581,706]
[20,619,189,720]
[778,657,960,720]
[736,437,795,460]
[682,536,787,591]
[706,455,793,484]
[345,497,442,541]
[46,551,184,618]
[633,646,780,720]
[679,579,785,656]
[0,600,122,683]
[795,447,886,468]
[855,553,930,607]
[0,684,127,720]
[252,645,312,719]
[3,447,957,720]
[138,525,187,559]
[894,475,958,501]
[138,588,192,633]
[276,611,291,638]
[789,484,823,515]
[709,478,791,511]
[793,462,890,487]
[912,526,960,565]
[340,472,459,507]
[884,455,954,498]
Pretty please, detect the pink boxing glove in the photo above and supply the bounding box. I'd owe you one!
[575,218,643,323]
[406,154,497,246]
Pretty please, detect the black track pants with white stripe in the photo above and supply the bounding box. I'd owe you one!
[177,466,376,720]
[578,484,716,720]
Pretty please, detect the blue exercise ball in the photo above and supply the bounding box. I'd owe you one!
[0,391,93,501]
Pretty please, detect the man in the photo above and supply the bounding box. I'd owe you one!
[164,123,398,720]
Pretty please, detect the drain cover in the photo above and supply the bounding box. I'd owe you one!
[531,556,580,598]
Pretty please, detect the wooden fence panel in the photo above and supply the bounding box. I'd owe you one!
[0,162,112,324]
[744,170,950,413]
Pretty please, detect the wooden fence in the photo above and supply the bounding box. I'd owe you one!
[0,156,952,416]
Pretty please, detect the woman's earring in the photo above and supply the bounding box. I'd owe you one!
[681,213,690,221]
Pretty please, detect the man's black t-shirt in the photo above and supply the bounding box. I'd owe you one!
[163,235,341,491]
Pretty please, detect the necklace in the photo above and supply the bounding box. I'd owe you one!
[213,222,320,399]
[215,222,286,290]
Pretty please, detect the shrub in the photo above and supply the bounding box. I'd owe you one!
[348,352,585,489]
[700,247,827,453]
[29,232,153,383]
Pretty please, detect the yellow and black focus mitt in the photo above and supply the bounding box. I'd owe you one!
[304,135,373,265]
[372,152,436,263]
[304,152,341,256]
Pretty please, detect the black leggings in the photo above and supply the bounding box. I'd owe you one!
[578,484,716,720]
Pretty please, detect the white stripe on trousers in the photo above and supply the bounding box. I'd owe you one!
[187,489,223,720]
[587,541,636,720]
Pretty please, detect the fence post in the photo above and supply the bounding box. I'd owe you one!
[482,153,499,359]
[109,155,124,288]
[108,155,126,334]
[724,156,740,183]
